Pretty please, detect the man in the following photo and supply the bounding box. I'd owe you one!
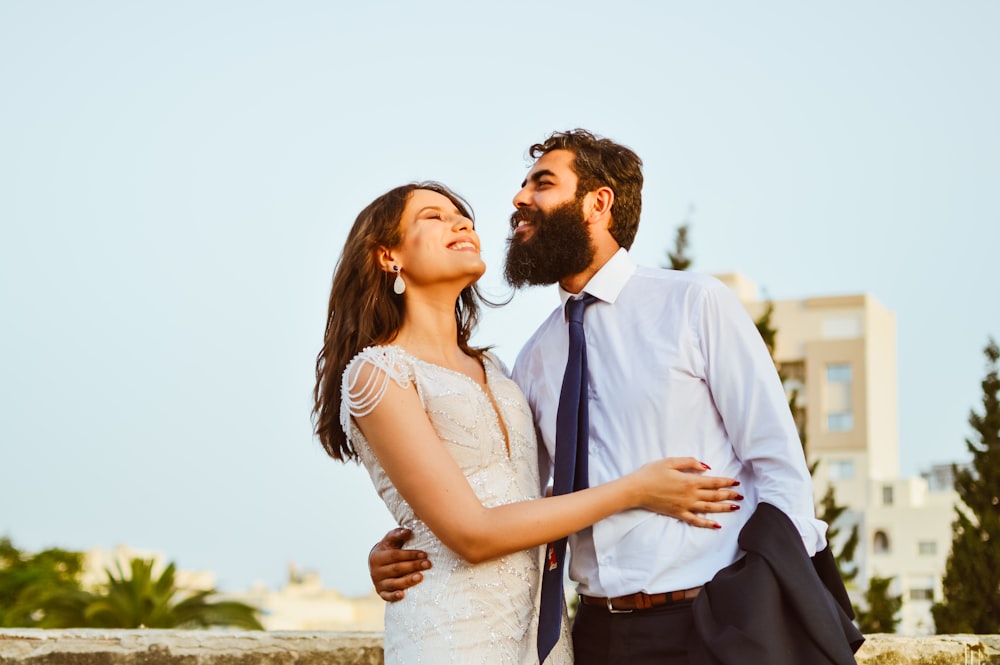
[369,129,833,664]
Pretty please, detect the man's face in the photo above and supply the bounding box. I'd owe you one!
[504,150,595,287]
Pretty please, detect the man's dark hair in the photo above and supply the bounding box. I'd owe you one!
[528,129,644,249]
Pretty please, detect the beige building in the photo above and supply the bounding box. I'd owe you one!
[81,544,215,592]
[83,548,384,631]
[226,566,385,632]
[717,273,957,635]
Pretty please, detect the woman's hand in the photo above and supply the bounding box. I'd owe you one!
[631,457,743,528]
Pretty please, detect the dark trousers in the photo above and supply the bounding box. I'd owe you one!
[572,599,697,665]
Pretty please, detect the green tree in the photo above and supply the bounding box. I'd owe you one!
[0,537,84,627]
[754,302,809,453]
[755,300,778,360]
[45,558,263,630]
[818,486,859,584]
[932,337,1000,634]
[855,575,902,633]
[664,213,694,271]
[666,224,692,270]
[754,301,858,582]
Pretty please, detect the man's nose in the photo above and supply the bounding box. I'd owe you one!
[512,185,531,208]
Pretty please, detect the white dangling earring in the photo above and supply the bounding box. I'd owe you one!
[392,265,406,295]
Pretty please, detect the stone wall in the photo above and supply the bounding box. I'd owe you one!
[1,630,998,664]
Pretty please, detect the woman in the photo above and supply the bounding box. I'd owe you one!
[313,182,739,664]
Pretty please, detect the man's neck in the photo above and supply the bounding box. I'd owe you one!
[558,244,620,294]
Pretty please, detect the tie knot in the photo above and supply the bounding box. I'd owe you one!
[565,293,598,325]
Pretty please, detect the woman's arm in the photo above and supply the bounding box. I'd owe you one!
[355,364,740,564]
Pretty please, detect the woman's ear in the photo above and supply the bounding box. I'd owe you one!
[376,247,398,273]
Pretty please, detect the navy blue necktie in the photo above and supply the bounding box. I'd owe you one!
[538,293,598,662]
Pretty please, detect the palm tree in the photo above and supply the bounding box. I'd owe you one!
[0,538,85,627]
[44,557,262,630]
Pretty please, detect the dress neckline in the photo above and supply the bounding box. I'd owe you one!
[387,344,493,392]
[387,345,511,459]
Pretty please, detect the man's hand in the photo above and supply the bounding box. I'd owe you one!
[369,527,431,601]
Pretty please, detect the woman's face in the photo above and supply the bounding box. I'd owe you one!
[391,189,485,290]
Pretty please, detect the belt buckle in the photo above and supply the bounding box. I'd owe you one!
[606,597,632,614]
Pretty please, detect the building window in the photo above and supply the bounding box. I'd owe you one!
[823,316,862,339]
[827,412,854,431]
[909,588,934,601]
[828,459,855,481]
[882,485,894,506]
[825,364,853,432]
[918,541,937,556]
[873,530,890,554]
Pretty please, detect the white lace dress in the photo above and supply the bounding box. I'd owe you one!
[341,345,573,665]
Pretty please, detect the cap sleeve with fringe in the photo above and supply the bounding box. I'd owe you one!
[339,346,413,437]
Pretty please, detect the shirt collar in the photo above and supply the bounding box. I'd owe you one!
[558,247,636,308]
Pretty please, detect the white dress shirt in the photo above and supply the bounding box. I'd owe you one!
[512,248,828,598]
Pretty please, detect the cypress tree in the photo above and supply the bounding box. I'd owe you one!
[855,575,902,633]
[666,224,692,271]
[664,215,693,271]
[754,301,857,581]
[818,486,860,585]
[932,337,1000,633]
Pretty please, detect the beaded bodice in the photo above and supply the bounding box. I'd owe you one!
[341,345,571,664]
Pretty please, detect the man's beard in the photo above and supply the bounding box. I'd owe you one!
[504,196,595,287]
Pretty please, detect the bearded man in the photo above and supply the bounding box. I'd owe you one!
[368,129,862,665]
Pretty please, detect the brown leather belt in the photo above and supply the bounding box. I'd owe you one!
[579,587,702,613]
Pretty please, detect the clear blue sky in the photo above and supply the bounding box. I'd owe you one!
[2,1,998,596]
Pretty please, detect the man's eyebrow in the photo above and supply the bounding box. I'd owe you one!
[522,169,556,188]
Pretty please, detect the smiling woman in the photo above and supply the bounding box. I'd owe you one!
[312,182,488,464]
[375,188,486,300]
[310,182,739,664]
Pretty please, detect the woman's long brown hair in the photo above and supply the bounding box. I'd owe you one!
[313,182,486,461]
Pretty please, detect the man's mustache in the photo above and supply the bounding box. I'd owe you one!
[509,208,543,231]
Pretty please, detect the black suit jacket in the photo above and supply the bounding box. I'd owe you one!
[690,502,865,665]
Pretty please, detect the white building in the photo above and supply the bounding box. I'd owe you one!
[865,468,957,635]
[81,544,215,592]
[82,547,383,631]
[225,566,384,631]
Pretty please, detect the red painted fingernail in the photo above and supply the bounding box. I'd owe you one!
[701,462,711,470]
[713,523,722,529]
[735,494,744,500]
[733,481,741,486]
[730,504,740,511]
